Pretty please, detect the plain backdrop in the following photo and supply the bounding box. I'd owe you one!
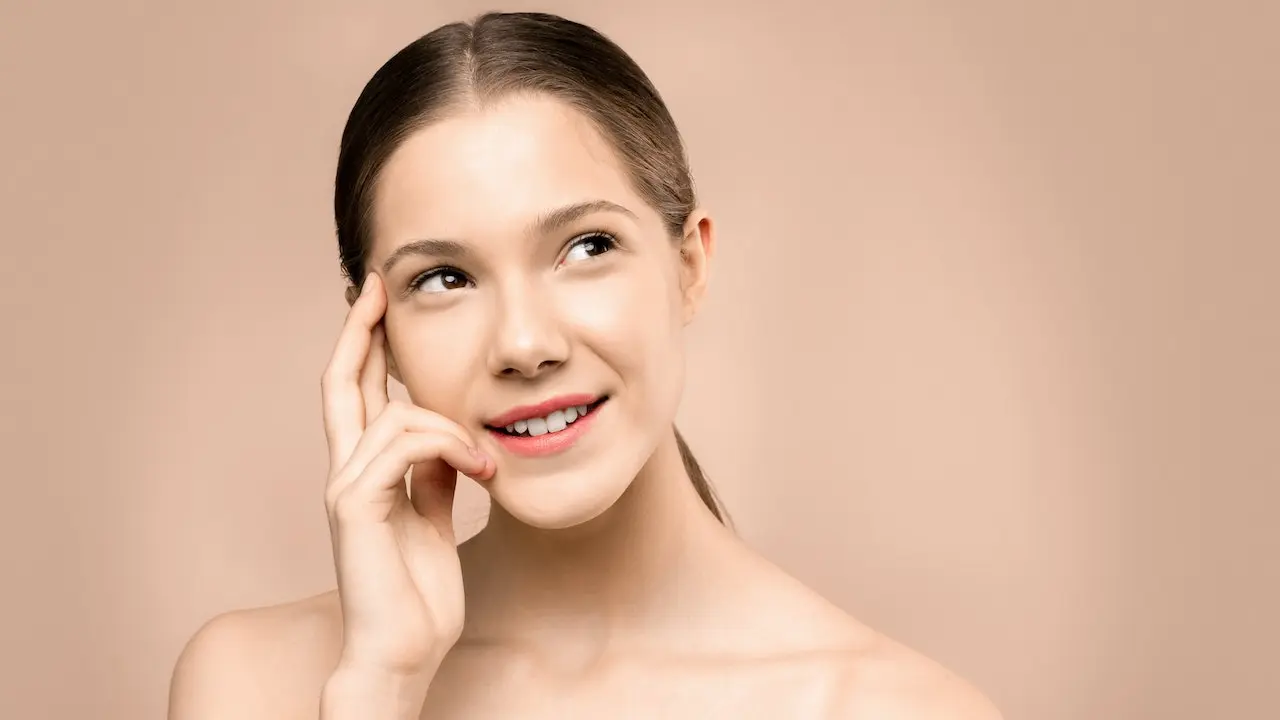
[1,1,1276,718]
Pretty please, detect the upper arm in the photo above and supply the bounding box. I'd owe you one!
[168,610,314,720]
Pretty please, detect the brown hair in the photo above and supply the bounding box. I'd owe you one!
[333,11,730,524]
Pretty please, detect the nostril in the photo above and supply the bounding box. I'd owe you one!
[498,359,562,378]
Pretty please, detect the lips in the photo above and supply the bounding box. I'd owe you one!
[483,394,610,459]
[484,393,604,429]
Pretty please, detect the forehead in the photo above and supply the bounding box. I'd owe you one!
[371,94,649,254]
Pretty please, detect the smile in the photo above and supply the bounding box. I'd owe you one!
[484,395,608,458]
[491,397,607,436]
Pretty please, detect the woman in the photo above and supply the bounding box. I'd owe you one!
[169,12,1000,719]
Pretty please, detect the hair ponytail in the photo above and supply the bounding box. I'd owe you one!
[674,426,730,526]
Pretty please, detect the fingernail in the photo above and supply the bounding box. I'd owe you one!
[361,273,376,295]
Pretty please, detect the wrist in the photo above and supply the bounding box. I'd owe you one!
[320,662,437,720]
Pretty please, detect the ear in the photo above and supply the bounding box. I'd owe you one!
[345,280,404,385]
[384,339,403,385]
[677,209,715,325]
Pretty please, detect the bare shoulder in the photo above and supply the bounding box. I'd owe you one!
[727,559,1000,719]
[168,590,343,720]
[824,630,1002,720]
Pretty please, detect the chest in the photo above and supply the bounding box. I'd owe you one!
[419,653,844,720]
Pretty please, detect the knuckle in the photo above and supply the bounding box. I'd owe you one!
[366,400,400,427]
[326,497,346,523]
[331,495,357,523]
[397,430,445,460]
[320,365,342,390]
[389,431,419,455]
[329,483,364,520]
[323,484,344,512]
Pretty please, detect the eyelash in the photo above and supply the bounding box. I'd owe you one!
[407,231,620,294]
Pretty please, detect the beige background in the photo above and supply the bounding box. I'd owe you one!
[2,1,1276,718]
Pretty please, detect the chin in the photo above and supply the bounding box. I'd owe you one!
[486,465,633,530]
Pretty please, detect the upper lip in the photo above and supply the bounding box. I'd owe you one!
[484,393,602,428]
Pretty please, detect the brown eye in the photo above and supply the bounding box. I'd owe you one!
[562,232,618,264]
[411,267,473,294]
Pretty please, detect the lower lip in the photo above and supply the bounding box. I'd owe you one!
[486,402,605,458]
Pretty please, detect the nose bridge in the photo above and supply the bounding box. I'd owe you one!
[487,273,569,378]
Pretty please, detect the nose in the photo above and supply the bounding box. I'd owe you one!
[486,282,570,379]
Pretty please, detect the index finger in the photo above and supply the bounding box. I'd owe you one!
[321,272,387,468]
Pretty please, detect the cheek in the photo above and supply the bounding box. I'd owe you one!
[567,262,685,402]
[386,306,487,415]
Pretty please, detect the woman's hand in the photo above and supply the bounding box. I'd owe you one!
[319,273,493,710]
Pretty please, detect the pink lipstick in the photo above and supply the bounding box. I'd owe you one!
[484,394,607,458]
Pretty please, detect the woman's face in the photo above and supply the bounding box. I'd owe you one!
[366,94,712,529]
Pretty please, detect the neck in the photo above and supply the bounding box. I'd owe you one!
[458,430,736,655]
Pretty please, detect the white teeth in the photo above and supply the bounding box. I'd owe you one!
[526,417,549,436]
[500,401,601,437]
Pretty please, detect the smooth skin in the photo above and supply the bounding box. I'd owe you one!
[168,95,1001,719]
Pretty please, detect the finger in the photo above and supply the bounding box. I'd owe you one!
[327,402,479,498]
[410,461,458,544]
[361,322,390,423]
[332,431,487,522]
[321,273,387,468]
[410,447,492,540]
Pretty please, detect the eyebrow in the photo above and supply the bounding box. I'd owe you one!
[381,199,639,274]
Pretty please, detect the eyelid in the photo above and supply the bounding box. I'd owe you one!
[570,229,610,241]
[557,229,619,264]
[406,265,473,296]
